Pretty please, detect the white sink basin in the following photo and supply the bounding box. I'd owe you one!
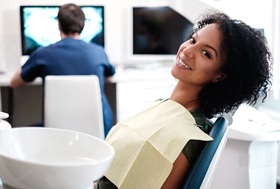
[0,127,114,189]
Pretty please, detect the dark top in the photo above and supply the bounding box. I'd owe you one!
[21,38,116,136]
[97,108,209,189]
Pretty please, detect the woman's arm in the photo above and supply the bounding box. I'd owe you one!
[161,152,190,189]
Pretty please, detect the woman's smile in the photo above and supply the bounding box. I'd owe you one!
[178,59,192,70]
[176,55,192,70]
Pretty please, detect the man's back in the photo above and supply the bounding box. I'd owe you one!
[21,38,114,88]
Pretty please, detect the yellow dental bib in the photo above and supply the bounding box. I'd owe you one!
[105,100,212,189]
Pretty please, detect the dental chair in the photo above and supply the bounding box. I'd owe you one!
[182,115,232,189]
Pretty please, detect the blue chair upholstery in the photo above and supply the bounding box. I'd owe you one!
[182,116,230,189]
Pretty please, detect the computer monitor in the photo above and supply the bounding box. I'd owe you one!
[20,5,105,56]
[133,6,194,56]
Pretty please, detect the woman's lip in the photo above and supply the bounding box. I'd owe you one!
[176,56,192,70]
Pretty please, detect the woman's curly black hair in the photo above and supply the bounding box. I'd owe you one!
[194,11,273,118]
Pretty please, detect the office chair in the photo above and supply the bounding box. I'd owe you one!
[182,115,231,189]
[44,75,105,139]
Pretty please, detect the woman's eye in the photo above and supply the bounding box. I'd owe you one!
[188,37,195,44]
[202,50,211,59]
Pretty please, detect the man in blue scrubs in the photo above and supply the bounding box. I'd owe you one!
[10,3,116,136]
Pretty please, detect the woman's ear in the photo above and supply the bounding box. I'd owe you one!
[213,73,227,83]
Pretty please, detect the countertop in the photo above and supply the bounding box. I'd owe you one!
[0,64,174,87]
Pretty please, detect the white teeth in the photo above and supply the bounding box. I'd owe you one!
[179,59,191,70]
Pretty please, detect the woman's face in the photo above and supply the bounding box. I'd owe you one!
[171,23,225,87]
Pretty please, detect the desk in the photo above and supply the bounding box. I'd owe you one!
[0,73,117,127]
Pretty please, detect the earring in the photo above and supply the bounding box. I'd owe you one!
[213,74,226,83]
[213,76,221,83]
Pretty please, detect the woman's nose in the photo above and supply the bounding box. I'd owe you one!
[183,47,194,59]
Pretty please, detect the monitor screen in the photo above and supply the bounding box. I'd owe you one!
[133,6,194,55]
[20,5,105,56]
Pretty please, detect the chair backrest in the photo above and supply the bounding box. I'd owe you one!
[44,75,104,139]
[182,116,231,189]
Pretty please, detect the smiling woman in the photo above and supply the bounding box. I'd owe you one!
[97,10,272,189]
[172,24,225,89]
